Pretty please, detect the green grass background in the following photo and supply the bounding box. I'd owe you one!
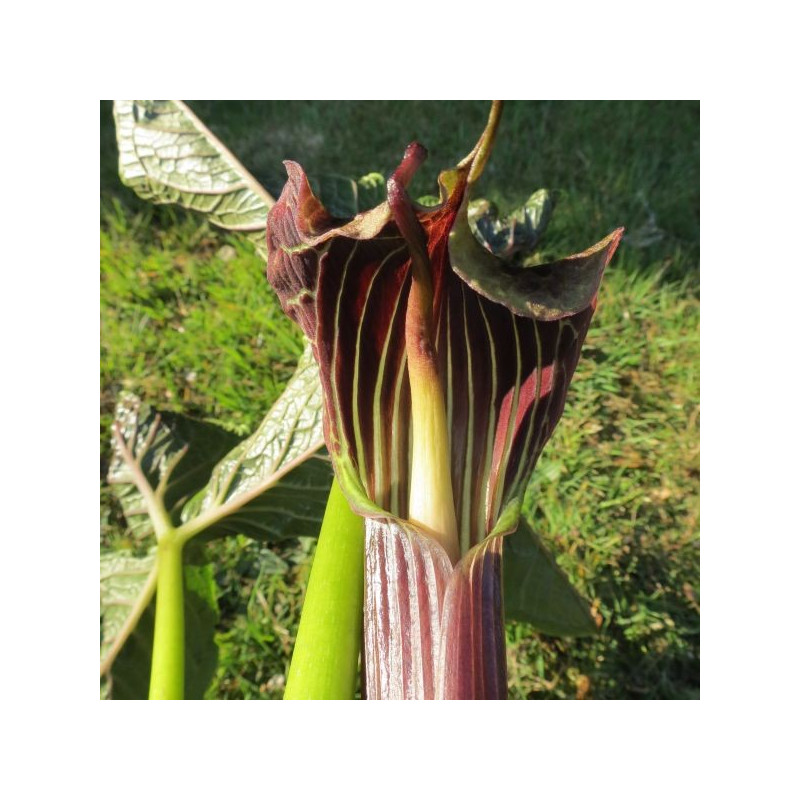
[100,100,699,699]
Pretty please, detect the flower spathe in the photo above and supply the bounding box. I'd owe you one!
[266,103,622,698]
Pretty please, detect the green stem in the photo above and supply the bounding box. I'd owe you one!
[149,535,185,700]
[284,478,365,700]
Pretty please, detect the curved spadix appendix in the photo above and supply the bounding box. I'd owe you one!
[266,101,623,699]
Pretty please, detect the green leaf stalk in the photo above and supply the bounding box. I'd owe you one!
[149,535,185,699]
[284,479,365,700]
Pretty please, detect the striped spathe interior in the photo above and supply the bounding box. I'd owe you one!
[266,139,622,699]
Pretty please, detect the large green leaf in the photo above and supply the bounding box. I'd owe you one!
[187,454,332,543]
[503,518,598,637]
[103,347,327,687]
[107,346,328,544]
[107,395,243,539]
[101,551,220,700]
[114,100,386,260]
[180,345,330,542]
[114,100,275,260]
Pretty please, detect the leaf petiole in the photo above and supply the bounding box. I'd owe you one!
[283,478,364,700]
[149,534,185,700]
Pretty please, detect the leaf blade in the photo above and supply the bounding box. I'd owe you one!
[468,188,555,261]
[503,518,599,637]
[114,100,274,260]
[179,344,330,542]
[107,395,242,539]
[100,549,157,677]
[308,172,387,219]
[100,552,220,699]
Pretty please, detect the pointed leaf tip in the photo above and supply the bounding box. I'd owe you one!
[503,519,599,637]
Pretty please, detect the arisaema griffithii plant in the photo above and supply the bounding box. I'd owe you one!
[102,100,619,700]
[266,101,622,699]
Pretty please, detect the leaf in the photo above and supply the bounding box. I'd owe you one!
[107,395,242,539]
[503,518,598,637]
[179,344,330,542]
[107,346,329,546]
[114,100,275,261]
[467,189,554,262]
[101,348,329,696]
[187,452,332,543]
[308,172,387,219]
[101,554,220,700]
[100,549,156,679]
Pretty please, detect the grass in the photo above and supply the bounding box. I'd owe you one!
[512,265,699,698]
[100,100,699,699]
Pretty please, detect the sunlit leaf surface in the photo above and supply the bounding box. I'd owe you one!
[114,100,275,260]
